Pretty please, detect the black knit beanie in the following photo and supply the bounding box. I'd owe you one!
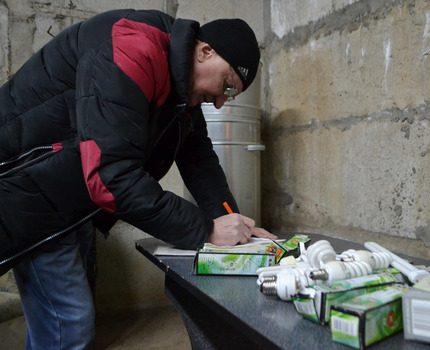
[197,18,260,91]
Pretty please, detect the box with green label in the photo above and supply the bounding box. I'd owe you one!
[402,275,430,344]
[293,272,403,324]
[194,234,309,276]
[330,285,408,349]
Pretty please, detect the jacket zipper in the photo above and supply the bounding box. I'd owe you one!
[0,145,53,167]
[0,144,60,178]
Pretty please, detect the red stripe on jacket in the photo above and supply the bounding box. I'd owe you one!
[80,140,116,213]
[112,19,171,107]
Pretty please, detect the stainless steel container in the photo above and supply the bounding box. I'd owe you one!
[201,73,264,225]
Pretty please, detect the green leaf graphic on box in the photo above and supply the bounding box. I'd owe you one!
[280,234,310,251]
[365,302,403,346]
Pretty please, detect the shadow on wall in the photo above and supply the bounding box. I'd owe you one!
[261,109,301,232]
[416,223,430,248]
[95,221,169,315]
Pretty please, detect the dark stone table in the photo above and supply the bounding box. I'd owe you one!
[136,233,430,350]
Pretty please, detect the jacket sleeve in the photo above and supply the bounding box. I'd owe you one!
[75,43,212,250]
[176,108,240,219]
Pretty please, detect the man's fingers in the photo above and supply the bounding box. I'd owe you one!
[240,215,256,229]
[251,227,278,239]
[239,235,250,244]
[210,214,276,246]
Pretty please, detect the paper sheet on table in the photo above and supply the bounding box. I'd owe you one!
[153,238,280,256]
[201,238,286,253]
[153,245,196,256]
[153,238,291,256]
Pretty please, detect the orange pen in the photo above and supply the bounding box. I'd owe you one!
[222,201,234,214]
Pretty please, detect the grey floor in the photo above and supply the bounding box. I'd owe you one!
[0,306,191,350]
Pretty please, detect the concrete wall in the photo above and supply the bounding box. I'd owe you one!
[263,0,430,259]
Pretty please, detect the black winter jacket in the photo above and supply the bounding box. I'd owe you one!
[0,9,238,275]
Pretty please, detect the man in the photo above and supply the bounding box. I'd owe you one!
[0,9,275,349]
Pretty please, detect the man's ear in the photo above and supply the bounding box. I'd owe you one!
[196,41,214,62]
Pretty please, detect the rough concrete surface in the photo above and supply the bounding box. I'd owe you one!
[266,1,430,124]
[264,106,430,238]
[0,3,8,82]
[176,0,265,42]
[263,0,430,257]
[0,306,191,350]
[0,292,22,323]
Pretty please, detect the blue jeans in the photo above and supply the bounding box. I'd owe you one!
[13,222,95,350]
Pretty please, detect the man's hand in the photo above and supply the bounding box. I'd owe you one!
[250,226,278,240]
[207,214,277,246]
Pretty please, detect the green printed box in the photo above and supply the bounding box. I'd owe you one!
[402,275,430,343]
[330,286,407,349]
[278,234,310,257]
[293,273,401,324]
[194,251,275,275]
[194,234,309,276]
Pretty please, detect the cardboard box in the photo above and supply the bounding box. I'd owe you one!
[403,275,430,344]
[293,272,402,324]
[194,234,309,276]
[330,286,407,349]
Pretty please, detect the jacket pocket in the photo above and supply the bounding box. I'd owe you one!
[0,171,66,263]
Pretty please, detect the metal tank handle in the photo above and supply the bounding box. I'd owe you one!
[246,145,266,151]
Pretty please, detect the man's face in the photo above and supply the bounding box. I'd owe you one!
[188,42,243,109]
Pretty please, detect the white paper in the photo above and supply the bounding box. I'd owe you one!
[153,245,196,256]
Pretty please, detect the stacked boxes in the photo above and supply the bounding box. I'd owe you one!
[194,234,309,276]
[330,286,408,349]
[402,275,430,344]
[293,272,402,324]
